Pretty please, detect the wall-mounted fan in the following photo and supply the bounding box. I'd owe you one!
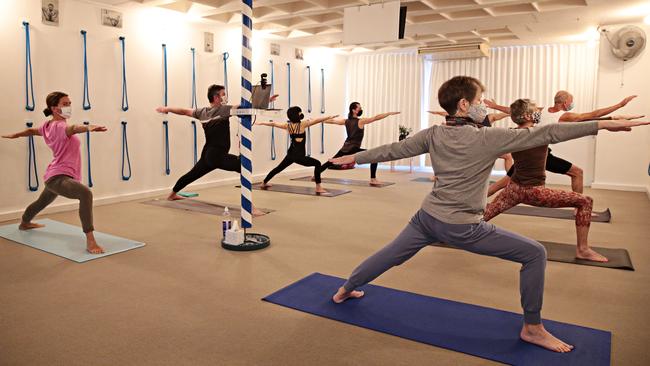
[603,25,646,61]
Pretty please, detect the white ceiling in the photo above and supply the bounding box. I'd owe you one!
[100,0,650,50]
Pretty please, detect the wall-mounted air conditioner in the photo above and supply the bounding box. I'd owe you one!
[418,42,490,60]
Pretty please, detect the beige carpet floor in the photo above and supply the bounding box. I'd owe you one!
[1,168,648,365]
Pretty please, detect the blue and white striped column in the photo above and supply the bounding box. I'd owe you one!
[239,0,254,229]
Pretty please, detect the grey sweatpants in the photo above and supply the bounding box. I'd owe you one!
[22,175,94,233]
[343,209,547,324]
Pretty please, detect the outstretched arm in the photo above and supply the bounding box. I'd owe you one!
[560,95,637,122]
[427,111,448,117]
[304,115,339,127]
[488,112,510,124]
[256,121,287,129]
[327,117,346,125]
[66,124,108,136]
[2,127,41,139]
[484,99,511,114]
[156,106,194,117]
[359,111,400,127]
[489,119,650,157]
[331,128,431,166]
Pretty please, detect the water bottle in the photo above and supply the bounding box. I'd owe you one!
[222,207,232,238]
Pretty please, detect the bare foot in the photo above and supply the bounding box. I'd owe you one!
[315,184,328,194]
[86,239,105,254]
[252,207,266,217]
[430,175,438,182]
[167,192,185,201]
[260,182,272,189]
[332,286,365,304]
[19,222,45,230]
[576,248,608,262]
[369,179,383,186]
[520,323,574,353]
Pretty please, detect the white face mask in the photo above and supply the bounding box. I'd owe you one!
[58,106,72,119]
[467,102,487,124]
[221,95,228,105]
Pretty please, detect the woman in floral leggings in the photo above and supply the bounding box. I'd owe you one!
[483,99,606,263]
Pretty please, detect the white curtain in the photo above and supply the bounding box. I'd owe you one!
[346,51,423,165]
[427,42,600,183]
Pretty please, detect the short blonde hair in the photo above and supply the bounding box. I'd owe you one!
[554,90,571,105]
[510,99,537,125]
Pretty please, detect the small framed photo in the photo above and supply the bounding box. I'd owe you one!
[295,48,304,60]
[204,32,214,53]
[101,9,123,28]
[42,0,59,26]
[270,43,280,56]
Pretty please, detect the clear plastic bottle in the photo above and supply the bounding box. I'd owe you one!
[222,207,232,238]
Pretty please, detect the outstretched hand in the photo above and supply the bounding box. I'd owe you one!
[484,99,498,109]
[156,106,168,114]
[619,95,637,106]
[90,125,108,132]
[602,120,650,132]
[2,133,18,139]
[428,111,447,116]
[330,155,355,165]
[611,114,644,120]
[270,94,279,102]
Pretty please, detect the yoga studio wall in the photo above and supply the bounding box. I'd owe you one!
[593,22,650,194]
[0,0,348,220]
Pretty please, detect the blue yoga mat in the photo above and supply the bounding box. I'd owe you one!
[0,219,145,263]
[263,273,611,366]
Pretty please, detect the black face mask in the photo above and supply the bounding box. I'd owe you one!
[357,109,363,117]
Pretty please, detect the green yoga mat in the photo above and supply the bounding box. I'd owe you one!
[0,219,145,263]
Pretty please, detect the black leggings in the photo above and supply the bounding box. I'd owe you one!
[264,154,322,184]
[173,147,240,192]
[319,147,377,179]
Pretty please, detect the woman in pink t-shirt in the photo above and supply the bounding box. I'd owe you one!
[2,92,107,254]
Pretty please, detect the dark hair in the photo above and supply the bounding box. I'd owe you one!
[348,102,360,119]
[438,76,485,116]
[207,84,225,103]
[510,99,536,125]
[43,91,68,117]
[287,106,303,123]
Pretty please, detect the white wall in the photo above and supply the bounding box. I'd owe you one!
[593,22,650,195]
[0,0,347,219]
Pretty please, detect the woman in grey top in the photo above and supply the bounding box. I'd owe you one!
[329,76,649,353]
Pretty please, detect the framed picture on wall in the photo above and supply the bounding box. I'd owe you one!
[101,9,123,28]
[295,48,304,60]
[204,32,214,53]
[41,0,59,26]
[271,43,281,56]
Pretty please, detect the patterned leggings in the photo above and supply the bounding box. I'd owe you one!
[484,181,593,227]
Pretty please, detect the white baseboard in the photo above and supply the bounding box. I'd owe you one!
[0,167,311,223]
[590,182,648,192]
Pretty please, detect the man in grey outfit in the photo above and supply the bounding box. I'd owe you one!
[330,76,649,353]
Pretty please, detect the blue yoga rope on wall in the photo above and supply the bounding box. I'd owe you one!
[121,121,131,181]
[320,67,325,154]
[26,122,39,191]
[23,22,35,112]
[190,48,197,109]
[223,52,229,95]
[163,121,170,175]
[80,30,91,110]
[306,65,312,156]
[83,121,93,187]
[286,62,291,150]
[191,120,198,165]
[269,59,276,160]
[119,36,128,111]
[162,44,168,106]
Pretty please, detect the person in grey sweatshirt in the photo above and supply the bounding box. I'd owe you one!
[329,76,649,353]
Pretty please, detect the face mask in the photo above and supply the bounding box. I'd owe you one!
[532,111,541,124]
[357,109,363,117]
[467,102,487,124]
[58,106,72,119]
[566,102,574,111]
